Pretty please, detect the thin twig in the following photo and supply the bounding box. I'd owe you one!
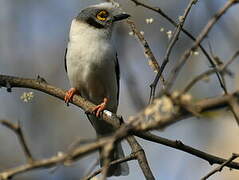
[136,132,239,170]
[83,158,100,179]
[108,0,165,90]
[126,19,166,89]
[129,0,226,93]
[181,50,239,94]
[127,136,155,180]
[201,153,239,180]
[228,93,239,125]
[83,154,136,180]
[0,135,119,180]
[100,142,114,180]
[149,0,197,103]
[0,120,33,163]
[165,0,239,92]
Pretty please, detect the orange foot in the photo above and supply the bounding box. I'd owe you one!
[92,97,108,117]
[64,88,77,105]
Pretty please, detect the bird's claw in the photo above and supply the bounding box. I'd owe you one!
[64,88,77,105]
[92,98,108,117]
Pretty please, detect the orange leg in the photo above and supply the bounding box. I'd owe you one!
[64,88,77,105]
[92,97,108,117]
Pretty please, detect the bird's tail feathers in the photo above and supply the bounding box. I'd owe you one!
[100,142,129,177]
[87,114,129,176]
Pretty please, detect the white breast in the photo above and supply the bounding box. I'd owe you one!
[66,19,118,112]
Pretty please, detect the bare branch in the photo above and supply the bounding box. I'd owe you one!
[126,19,165,89]
[201,153,239,180]
[83,154,136,180]
[128,0,225,93]
[181,50,239,94]
[0,135,114,180]
[1,74,239,133]
[0,74,155,180]
[126,136,155,180]
[149,0,197,102]
[1,74,239,179]
[166,0,239,92]
[228,95,239,125]
[0,120,33,163]
[100,141,114,180]
[136,132,239,170]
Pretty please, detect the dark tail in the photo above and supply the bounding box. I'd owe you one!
[99,142,129,176]
[87,114,129,176]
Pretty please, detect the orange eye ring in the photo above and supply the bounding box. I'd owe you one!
[96,10,109,21]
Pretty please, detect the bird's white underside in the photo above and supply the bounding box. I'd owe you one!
[66,19,118,112]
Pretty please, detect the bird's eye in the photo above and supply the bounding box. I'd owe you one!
[96,10,109,21]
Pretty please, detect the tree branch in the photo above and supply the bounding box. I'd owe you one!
[83,154,136,180]
[1,74,239,180]
[0,120,33,163]
[181,50,239,94]
[201,153,239,180]
[126,19,166,89]
[166,0,239,91]
[128,0,225,93]
[136,132,239,170]
[149,0,197,102]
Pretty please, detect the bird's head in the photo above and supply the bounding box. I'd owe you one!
[76,2,130,30]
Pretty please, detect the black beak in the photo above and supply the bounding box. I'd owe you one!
[113,13,130,22]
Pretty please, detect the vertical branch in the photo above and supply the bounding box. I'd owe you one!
[126,136,155,180]
[150,0,198,101]
[101,143,114,180]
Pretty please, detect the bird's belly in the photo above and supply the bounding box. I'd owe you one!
[66,32,118,112]
[67,55,118,112]
[79,68,107,104]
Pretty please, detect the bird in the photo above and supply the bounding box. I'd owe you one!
[64,2,130,177]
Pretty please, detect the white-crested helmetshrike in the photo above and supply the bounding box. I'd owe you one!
[64,2,130,176]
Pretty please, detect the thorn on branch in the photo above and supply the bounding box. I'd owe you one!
[6,81,11,92]
[37,75,47,84]
[175,140,184,146]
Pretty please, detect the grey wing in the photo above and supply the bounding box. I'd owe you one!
[64,48,67,72]
[115,53,120,102]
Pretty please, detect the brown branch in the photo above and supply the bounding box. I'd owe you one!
[0,74,155,180]
[1,74,239,179]
[166,0,239,91]
[149,0,197,102]
[126,19,165,88]
[0,135,112,180]
[0,73,238,137]
[128,0,225,93]
[1,123,239,180]
[0,120,33,163]
[126,136,155,180]
[136,132,239,170]
[101,142,113,180]
[83,153,136,180]
[180,49,239,125]
[181,50,239,94]
[201,153,239,180]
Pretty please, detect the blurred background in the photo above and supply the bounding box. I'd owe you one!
[0,0,239,179]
